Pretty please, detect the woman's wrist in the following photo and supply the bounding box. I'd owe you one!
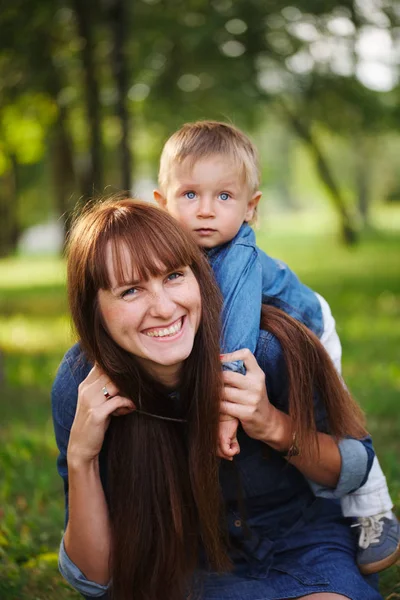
[67,452,100,473]
[259,406,294,452]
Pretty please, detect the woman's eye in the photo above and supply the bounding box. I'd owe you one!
[167,272,183,282]
[219,192,230,201]
[184,191,196,200]
[121,287,138,299]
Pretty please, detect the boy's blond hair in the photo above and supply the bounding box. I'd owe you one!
[158,120,260,193]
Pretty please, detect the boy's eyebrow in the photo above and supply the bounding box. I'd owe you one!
[176,180,239,191]
[175,182,200,191]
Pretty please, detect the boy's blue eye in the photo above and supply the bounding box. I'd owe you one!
[184,191,196,200]
[219,192,230,201]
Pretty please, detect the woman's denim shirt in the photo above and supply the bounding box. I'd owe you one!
[52,335,375,598]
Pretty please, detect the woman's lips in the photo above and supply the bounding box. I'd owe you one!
[142,316,184,338]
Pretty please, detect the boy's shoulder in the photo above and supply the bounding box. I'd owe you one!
[230,223,257,248]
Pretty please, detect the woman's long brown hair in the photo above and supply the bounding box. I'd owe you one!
[260,305,367,457]
[67,197,368,600]
[67,197,230,600]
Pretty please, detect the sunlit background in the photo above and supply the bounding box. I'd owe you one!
[0,1,399,598]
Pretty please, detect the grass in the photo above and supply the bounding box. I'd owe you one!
[0,210,399,598]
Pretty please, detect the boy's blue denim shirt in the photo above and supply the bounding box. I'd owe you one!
[52,336,375,599]
[206,223,324,356]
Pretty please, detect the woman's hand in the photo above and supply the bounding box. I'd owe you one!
[67,365,135,464]
[220,349,279,444]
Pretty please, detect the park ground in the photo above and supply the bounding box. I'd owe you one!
[0,208,399,599]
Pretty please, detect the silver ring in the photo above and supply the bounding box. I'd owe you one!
[102,385,111,400]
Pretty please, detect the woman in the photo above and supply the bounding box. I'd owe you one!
[52,197,381,600]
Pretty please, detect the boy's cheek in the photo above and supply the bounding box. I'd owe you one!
[168,203,193,226]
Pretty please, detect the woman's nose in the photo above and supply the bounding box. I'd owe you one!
[148,288,176,318]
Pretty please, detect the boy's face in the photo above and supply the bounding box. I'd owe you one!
[154,154,261,249]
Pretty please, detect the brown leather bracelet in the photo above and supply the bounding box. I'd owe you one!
[282,431,300,459]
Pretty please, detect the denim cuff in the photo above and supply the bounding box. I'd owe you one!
[222,360,246,375]
[308,438,369,499]
[59,538,110,597]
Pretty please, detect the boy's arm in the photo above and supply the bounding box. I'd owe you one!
[211,241,262,355]
[210,230,341,372]
[257,250,325,338]
[256,250,343,372]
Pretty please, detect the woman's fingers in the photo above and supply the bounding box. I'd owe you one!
[222,369,246,389]
[96,395,135,420]
[222,369,266,406]
[220,400,252,420]
[79,370,120,407]
[84,364,107,384]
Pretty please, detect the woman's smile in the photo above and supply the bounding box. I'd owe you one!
[142,316,184,338]
[98,243,201,387]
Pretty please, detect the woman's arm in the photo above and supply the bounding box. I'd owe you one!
[256,404,341,488]
[220,348,372,491]
[53,359,135,586]
[66,366,135,584]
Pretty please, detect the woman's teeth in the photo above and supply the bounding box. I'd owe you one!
[145,319,182,338]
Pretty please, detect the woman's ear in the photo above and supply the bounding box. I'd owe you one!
[154,189,167,208]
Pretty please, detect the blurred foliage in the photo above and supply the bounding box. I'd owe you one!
[0,210,399,597]
[0,0,399,251]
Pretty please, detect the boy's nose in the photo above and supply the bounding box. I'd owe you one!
[197,197,215,218]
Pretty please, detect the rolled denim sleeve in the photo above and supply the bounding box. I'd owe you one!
[59,538,110,598]
[308,436,375,499]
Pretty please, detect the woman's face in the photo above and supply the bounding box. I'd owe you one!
[97,243,202,387]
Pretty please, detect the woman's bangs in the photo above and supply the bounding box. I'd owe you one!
[103,213,196,288]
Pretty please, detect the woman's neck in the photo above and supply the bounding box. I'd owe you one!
[137,359,181,390]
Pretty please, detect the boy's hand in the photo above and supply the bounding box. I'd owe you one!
[217,415,240,461]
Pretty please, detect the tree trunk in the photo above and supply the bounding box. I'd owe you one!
[280,103,358,245]
[0,156,19,257]
[276,129,296,210]
[108,0,132,191]
[51,106,77,240]
[355,137,372,230]
[72,0,103,197]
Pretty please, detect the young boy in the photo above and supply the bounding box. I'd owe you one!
[154,120,400,575]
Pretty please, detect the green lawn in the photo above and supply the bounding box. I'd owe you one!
[0,212,399,599]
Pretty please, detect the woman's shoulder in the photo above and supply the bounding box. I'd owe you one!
[51,343,92,427]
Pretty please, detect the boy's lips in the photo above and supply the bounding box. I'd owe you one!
[194,228,217,236]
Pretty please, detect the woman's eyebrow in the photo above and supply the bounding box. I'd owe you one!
[111,278,141,293]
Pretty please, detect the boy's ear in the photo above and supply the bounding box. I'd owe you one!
[244,191,262,222]
[154,189,167,208]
